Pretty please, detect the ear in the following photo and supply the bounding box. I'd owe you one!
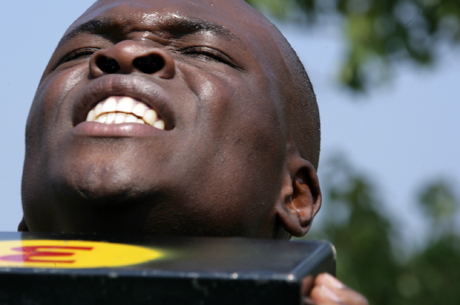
[275,154,322,238]
[18,217,29,232]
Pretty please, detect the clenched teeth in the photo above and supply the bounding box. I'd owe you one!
[86,97,165,130]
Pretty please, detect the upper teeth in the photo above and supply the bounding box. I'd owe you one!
[86,96,165,130]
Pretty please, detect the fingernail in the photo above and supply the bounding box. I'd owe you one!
[321,285,341,302]
[325,273,344,289]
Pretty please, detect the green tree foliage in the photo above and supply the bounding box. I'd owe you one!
[405,180,460,304]
[303,155,460,305]
[246,0,460,91]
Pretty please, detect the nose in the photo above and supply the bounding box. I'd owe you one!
[89,40,175,79]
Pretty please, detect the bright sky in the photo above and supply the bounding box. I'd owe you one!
[1,2,459,247]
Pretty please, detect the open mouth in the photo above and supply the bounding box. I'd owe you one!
[86,96,165,130]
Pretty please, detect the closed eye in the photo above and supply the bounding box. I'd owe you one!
[59,47,100,65]
[180,46,240,69]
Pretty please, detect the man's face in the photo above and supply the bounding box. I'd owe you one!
[22,0,290,238]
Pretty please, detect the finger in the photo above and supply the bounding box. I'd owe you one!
[302,275,315,296]
[313,273,368,305]
[310,284,345,305]
[314,273,344,289]
[336,287,368,305]
[303,296,317,305]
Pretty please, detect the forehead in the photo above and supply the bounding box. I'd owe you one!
[87,0,250,20]
[67,0,272,45]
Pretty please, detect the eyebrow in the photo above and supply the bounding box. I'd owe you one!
[58,15,237,47]
[58,19,113,47]
[166,18,236,40]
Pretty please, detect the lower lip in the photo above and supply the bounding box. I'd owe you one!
[73,121,162,137]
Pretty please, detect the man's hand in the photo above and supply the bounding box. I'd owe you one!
[302,273,369,305]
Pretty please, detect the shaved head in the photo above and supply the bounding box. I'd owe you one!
[285,43,320,169]
[238,12,320,167]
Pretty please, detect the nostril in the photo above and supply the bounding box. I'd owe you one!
[133,55,165,74]
[96,56,120,74]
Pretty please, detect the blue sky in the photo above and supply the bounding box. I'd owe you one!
[1,2,459,246]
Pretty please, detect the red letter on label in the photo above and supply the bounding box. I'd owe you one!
[0,246,93,264]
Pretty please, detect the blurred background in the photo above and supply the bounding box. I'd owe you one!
[1,1,459,304]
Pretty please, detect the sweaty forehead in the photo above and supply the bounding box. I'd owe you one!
[68,0,271,44]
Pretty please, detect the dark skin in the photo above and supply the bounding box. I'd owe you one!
[19,0,367,304]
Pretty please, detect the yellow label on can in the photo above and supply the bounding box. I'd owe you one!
[0,240,163,269]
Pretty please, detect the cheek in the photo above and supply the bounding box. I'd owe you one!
[26,67,87,144]
[184,69,286,216]
[186,67,279,139]
[43,68,87,123]
[184,63,287,170]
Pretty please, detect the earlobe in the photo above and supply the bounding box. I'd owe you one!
[276,159,322,238]
[18,217,29,232]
